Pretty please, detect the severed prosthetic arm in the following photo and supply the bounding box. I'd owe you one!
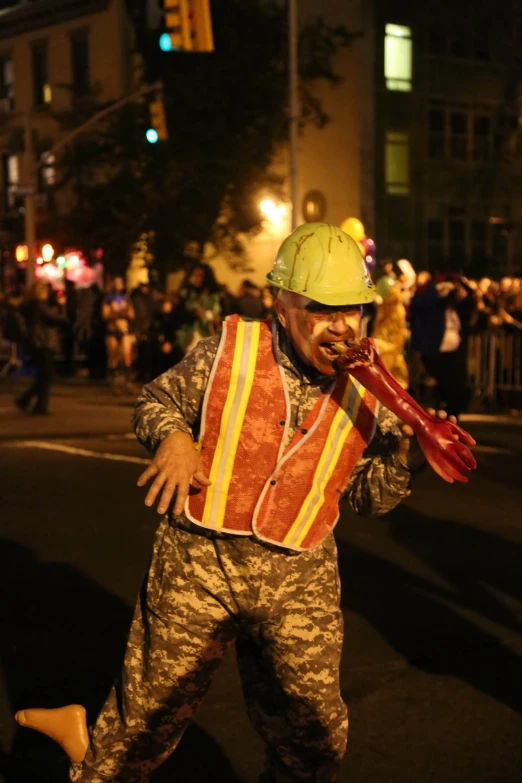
[333,339,477,483]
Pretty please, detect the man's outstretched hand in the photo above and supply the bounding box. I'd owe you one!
[137,431,211,515]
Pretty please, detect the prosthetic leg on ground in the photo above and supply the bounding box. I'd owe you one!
[15,704,89,763]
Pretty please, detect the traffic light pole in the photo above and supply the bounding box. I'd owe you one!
[40,81,163,165]
[24,110,37,288]
[289,0,299,231]
[23,81,163,284]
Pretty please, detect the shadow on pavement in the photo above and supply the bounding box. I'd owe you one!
[338,504,522,715]
[0,539,244,783]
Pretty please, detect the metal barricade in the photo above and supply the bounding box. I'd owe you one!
[467,331,522,407]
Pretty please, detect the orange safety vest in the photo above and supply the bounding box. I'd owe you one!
[186,316,378,550]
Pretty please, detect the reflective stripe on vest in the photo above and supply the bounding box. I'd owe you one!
[201,319,261,528]
[281,378,365,548]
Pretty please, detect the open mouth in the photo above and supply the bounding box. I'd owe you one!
[319,341,349,358]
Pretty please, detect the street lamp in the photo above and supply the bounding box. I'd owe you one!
[260,199,286,224]
[42,243,54,262]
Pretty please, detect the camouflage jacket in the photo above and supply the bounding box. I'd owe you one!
[133,323,413,518]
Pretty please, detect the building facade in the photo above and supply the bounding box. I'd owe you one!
[1,0,520,291]
[295,0,522,279]
[0,0,134,275]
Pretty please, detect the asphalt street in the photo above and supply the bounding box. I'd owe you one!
[1,380,522,782]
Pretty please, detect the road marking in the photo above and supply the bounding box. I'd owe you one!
[7,440,150,465]
[461,413,522,425]
[471,445,514,455]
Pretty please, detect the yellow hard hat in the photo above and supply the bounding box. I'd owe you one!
[266,222,375,306]
[340,216,366,244]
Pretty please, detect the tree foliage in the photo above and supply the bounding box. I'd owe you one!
[52,0,355,275]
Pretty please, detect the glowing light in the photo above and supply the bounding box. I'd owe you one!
[56,255,67,268]
[66,254,80,268]
[385,23,412,92]
[36,257,44,265]
[146,128,159,144]
[42,243,54,262]
[15,244,28,262]
[260,199,286,223]
[159,33,173,52]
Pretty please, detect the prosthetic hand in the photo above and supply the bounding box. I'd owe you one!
[15,705,88,762]
[333,339,477,483]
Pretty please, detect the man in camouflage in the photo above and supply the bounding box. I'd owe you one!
[17,224,446,782]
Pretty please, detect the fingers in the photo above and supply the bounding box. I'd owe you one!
[427,454,455,483]
[157,479,177,516]
[144,472,169,508]
[173,480,190,516]
[448,420,476,446]
[137,463,159,487]
[440,446,474,482]
[435,452,468,483]
[453,440,477,470]
[193,469,212,487]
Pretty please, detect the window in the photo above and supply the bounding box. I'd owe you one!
[41,152,56,187]
[426,219,444,266]
[428,20,446,55]
[428,109,445,159]
[428,220,443,241]
[450,112,467,160]
[473,115,492,161]
[32,42,51,107]
[471,220,487,265]
[472,20,490,61]
[0,55,14,112]
[491,222,508,265]
[1,153,19,211]
[71,31,90,95]
[449,23,468,58]
[384,24,412,91]
[495,113,519,159]
[385,131,410,195]
[425,213,497,269]
[449,220,466,262]
[427,10,492,62]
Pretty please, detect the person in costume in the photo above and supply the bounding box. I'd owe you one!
[15,223,476,782]
[372,283,409,389]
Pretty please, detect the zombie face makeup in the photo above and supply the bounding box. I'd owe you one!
[275,292,362,376]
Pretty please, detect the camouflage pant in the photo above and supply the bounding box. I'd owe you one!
[70,519,348,783]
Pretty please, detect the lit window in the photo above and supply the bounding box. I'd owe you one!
[42,152,56,187]
[385,132,410,195]
[385,24,412,92]
[2,153,19,210]
[32,42,50,108]
[7,154,19,184]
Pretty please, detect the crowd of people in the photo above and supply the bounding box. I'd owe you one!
[0,258,277,413]
[369,265,522,416]
[1,245,521,417]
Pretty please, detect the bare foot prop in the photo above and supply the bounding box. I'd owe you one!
[15,704,89,763]
[333,339,477,483]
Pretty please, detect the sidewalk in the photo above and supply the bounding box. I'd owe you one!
[0,377,136,440]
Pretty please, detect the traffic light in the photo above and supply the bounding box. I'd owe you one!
[147,98,168,143]
[159,0,214,53]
